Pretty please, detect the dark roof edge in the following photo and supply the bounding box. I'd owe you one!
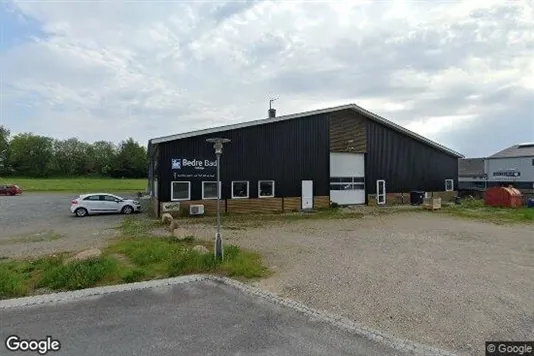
[149,104,464,158]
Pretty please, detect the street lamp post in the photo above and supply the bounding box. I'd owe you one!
[206,138,231,261]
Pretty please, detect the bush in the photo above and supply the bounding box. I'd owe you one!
[37,257,120,291]
[116,238,176,266]
[122,268,146,283]
[0,264,28,298]
[168,251,217,276]
[222,251,267,278]
[223,245,240,261]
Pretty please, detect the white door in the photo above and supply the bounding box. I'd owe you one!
[102,195,122,213]
[302,180,313,210]
[376,180,386,205]
[330,152,366,205]
[83,195,102,213]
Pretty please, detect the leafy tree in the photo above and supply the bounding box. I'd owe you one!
[0,126,10,175]
[0,125,147,178]
[112,138,147,178]
[9,133,54,177]
[89,141,117,176]
[52,138,93,176]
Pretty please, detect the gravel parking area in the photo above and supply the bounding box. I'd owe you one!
[0,192,139,258]
[188,212,534,356]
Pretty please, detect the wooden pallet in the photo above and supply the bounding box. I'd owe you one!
[424,197,442,211]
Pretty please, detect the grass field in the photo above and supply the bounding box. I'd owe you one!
[443,198,534,223]
[2,177,148,192]
[0,217,268,300]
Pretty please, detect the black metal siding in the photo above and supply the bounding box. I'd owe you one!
[157,114,330,202]
[366,120,459,194]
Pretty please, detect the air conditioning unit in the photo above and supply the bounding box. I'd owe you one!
[189,204,205,216]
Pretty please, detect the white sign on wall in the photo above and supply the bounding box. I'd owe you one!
[171,158,217,180]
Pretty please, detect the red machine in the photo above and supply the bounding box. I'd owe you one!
[484,186,523,208]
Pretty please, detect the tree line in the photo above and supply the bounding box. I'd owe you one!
[0,125,147,178]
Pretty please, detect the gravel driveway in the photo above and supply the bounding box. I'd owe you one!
[187,212,534,356]
[0,192,139,258]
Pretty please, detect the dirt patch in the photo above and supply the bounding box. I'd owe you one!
[150,227,171,237]
[110,253,134,267]
[191,212,534,356]
[1,228,121,259]
[0,231,64,245]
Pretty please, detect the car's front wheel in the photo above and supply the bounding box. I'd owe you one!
[122,205,134,214]
[75,208,88,217]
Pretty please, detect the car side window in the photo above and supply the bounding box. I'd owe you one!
[102,195,117,202]
[84,195,100,201]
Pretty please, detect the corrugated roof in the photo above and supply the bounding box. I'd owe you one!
[490,143,534,158]
[149,103,464,158]
[458,158,485,176]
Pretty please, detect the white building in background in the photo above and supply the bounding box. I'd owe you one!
[459,143,534,193]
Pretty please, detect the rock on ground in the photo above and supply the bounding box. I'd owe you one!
[65,248,102,265]
[192,245,209,254]
[168,220,180,232]
[173,228,192,240]
[161,213,173,225]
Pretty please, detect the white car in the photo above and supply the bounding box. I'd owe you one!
[71,193,142,217]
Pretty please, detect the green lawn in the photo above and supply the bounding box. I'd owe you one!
[0,217,268,300]
[443,199,534,223]
[3,177,147,192]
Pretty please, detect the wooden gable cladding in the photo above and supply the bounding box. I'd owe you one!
[314,196,330,209]
[329,109,367,153]
[227,198,283,214]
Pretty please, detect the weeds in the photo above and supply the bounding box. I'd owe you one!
[1,216,268,300]
[121,268,147,283]
[443,199,534,223]
[37,257,120,291]
[0,263,28,298]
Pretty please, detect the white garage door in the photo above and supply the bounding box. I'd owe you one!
[330,153,365,205]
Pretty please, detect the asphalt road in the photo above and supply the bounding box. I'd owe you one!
[0,280,412,356]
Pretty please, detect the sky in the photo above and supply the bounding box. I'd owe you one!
[0,0,533,158]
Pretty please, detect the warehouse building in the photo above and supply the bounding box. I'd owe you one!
[459,143,534,195]
[147,104,463,217]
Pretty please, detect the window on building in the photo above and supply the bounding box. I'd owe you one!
[202,181,220,200]
[258,180,275,198]
[329,177,365,190]
[171,181,190,201]
[445,179,454,192]
[231,181,249,199]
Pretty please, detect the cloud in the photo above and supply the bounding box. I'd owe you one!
[1,0,533,157]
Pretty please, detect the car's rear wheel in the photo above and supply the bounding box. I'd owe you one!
[75,208,88,217]
[122,205,134,214]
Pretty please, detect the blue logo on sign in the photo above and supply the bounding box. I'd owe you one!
[172,159,181,169]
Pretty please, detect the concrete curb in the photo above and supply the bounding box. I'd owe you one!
[206,276,458,356]
[0,275,208,309]
[0,275,458,356]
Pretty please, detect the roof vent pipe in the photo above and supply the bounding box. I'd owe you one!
[269,97,278,118]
